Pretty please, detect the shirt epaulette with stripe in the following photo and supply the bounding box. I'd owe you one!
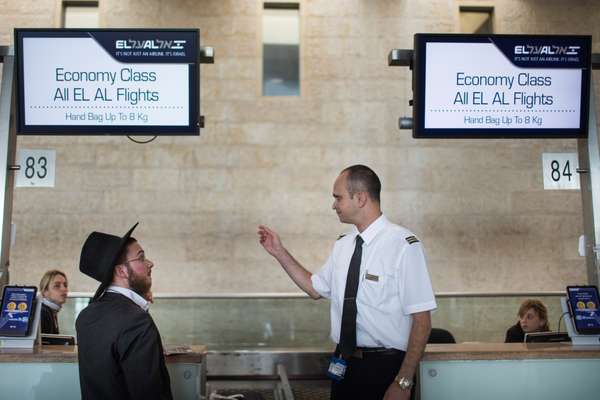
[337,234,346,241]
[405,235,419,244]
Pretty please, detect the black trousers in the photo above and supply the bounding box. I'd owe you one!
[330,348,406,400]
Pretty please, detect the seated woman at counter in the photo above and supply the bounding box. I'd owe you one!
[39,270,69,334]
[505,299,550,343]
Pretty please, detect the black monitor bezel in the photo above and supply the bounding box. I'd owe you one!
[0,285,38,337]
[524,331,571,343]
[412,33,592,139]
[15,28,200,136]
[566,285,600,335]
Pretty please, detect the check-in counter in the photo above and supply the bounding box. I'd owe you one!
[420,343,600,400]
[0,345,207,400]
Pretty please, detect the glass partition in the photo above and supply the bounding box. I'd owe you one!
[59,294,563,349]
[432,294,563,343]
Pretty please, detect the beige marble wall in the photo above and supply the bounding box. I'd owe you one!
[1,0,599,293]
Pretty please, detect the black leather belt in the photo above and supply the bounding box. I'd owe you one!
[336,345,404,359]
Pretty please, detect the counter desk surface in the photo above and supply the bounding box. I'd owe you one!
[423,342,600,360]
[3,342,598,361]
[0,344,207,363]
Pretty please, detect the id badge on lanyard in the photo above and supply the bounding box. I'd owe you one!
[326,355,347,381]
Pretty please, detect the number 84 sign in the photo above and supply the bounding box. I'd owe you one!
[15,149,55,188]
[542,153,580,190]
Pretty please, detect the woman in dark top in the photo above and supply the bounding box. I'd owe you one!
[505,299,550,342]
[39,270,68,334]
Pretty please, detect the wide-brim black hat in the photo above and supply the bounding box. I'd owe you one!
[80,223,138,301]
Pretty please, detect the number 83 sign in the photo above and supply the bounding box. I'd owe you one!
[15,149,56,188]
[542,153,580,190]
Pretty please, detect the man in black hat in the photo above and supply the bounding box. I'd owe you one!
[76,223,173,400]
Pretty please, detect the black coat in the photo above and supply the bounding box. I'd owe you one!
[76,292,172,400]
[505,322,525,343]
[40,303,59,334]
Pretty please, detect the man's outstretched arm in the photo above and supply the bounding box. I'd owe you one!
[257,225,321,299]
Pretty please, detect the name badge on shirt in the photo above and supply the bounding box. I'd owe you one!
[327,356,347,381]
[365,272,379,282]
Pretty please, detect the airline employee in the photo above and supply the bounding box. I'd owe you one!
[258,164,436,400]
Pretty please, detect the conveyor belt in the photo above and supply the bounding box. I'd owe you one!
[207,349,332,400]
[212,382,330,400]
[207,349,332,378]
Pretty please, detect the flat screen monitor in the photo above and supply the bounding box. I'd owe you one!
[41,334,76,346]
[15,29,200,135]
[412,34,592,138]
[566,285,600,335]
[524,331,571,343]
[0,286,37,337]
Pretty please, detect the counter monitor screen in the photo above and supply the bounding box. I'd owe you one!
[0,286,37,337]
[566,285,600,335]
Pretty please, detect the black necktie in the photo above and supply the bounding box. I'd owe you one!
[339,235,364,358]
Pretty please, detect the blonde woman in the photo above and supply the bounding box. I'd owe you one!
[39,270,68,334]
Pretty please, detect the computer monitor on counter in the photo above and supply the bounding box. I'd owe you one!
[560,285,600,345]
[524,331,571,343]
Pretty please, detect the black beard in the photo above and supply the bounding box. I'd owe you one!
[126,264,151,298]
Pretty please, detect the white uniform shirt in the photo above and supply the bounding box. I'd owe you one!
[311,214,437,351]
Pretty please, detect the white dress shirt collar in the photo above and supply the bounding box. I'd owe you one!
[352,213,387,246]
[106,285,149,312]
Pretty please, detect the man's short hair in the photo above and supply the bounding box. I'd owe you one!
[341,165,381,203]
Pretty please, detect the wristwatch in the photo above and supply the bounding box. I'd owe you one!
[395,376,413,390]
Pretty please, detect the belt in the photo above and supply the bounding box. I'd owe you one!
[336,345,405,359]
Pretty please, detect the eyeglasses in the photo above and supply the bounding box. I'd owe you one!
[126,253,149,264]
